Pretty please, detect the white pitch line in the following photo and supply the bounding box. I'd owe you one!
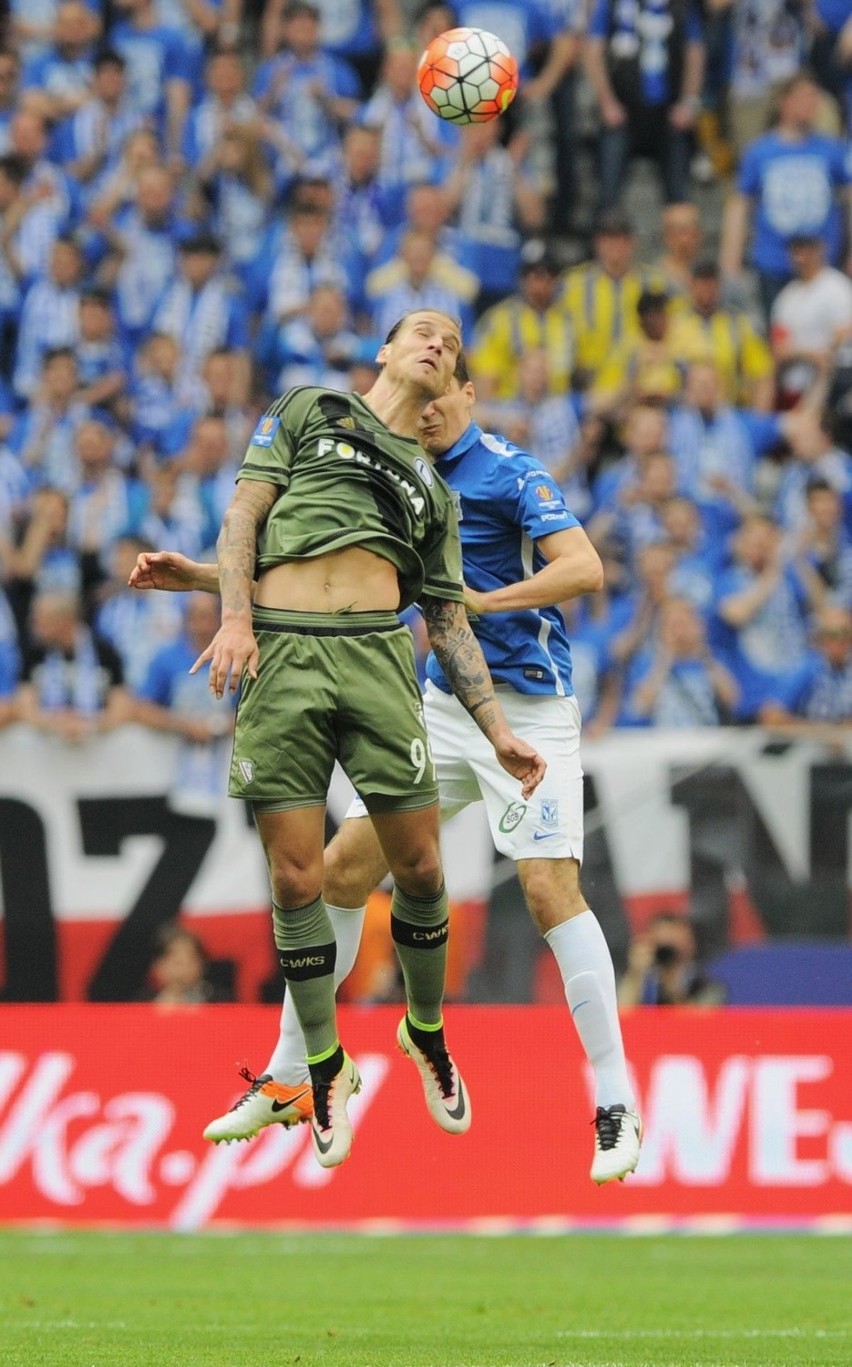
[554,1328,850,1340]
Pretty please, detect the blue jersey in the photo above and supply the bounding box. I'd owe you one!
[425,423,580,697]
[738,131,852,276]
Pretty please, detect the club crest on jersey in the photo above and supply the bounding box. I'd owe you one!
[451,490,463,521]
[237,759,254,783]
[414,456,434,486]
[251,415,280,448]
[540,798,559,828]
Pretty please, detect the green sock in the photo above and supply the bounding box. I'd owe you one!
[390,882,449,1027]
[274,896,338,1061]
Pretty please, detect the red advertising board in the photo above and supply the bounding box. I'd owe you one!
[1,1006,850,1230]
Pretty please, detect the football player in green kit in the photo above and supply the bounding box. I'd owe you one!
[184,310,545,1169]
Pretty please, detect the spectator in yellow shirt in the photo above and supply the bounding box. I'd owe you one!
[469,238,573,406]
[669,260,775,411]
[561,210,660,388]
[591,288,686,416]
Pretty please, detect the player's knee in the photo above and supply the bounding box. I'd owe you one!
[388,845,443,899]
[267,854,324,909]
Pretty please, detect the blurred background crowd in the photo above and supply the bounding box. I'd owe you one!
[0,0,850,754]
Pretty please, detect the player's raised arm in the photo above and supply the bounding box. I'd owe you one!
[129,551,221,595]
[421,596,546,798]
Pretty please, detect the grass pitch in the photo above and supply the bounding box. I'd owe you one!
[2,1231,850,1367]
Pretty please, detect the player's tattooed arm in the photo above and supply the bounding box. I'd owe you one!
[192,480,277,697]
[422,597,547,798]
[422,597,505,739]
[217,481,277,621]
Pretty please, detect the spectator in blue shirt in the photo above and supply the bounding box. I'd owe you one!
[441,118,546,308]
[720,71,852,320]
[17,586,130,741]
[774,406,852,537]
[152,230,250,397]
[98,161,183,346]
[134,590,236,815]
[130,332,194,463]
[67,417,148,573]
[4,487,84,618]
[94,533,184,693]
[760,603,852,731]
[364,226,479,341]
[586,0,706,211]
[58,49,144,205]
[9,108,77,269]
[190,123,275,287]
[262,0,400,91]
[10,0,100,65]
[660,493,722,614]
[254,1,361,182]
[713,512,815,719]
[13,233,83,400]
[668,360,789,543]
[620,593,740,727]
[109,0,193,163]
[331,122,393,291]
[8,349,91,494]
[156,0,242,94]
[182,46,258,167]
[261,281,364,392]
[796,478,852,610]
[361,42,459,227]
[136,457,207,560]
[180,412,241,550]
[76,288,130,416]
[256,197,349,327]
[21,1,100,123]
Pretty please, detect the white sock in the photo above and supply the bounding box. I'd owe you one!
[544,909,634,1110]
[264,903,367,1084]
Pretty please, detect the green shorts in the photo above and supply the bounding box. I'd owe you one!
[229,607,439,814]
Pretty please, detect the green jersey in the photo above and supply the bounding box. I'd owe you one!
[237,387,464,612]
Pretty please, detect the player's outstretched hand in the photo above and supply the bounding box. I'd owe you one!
[129,550,203,593]
[191,620,259,697]
[494,733,547,799]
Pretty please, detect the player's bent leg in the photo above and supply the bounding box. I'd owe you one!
[259,807,359,1167]
[259,815,388,1099]
[204,815,392,1145]
[369,805,471,1135]
[517,857,641,1184]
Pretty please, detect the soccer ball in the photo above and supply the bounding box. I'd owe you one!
[417,27,519,125]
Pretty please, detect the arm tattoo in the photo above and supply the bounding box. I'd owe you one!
[217,482,277,619]
[422,598,503,738]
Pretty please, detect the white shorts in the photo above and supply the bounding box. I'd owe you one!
[347,681,584,862]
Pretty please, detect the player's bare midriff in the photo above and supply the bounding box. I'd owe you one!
[253,546,401,613]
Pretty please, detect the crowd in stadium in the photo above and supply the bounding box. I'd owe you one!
[0,0,851,749]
